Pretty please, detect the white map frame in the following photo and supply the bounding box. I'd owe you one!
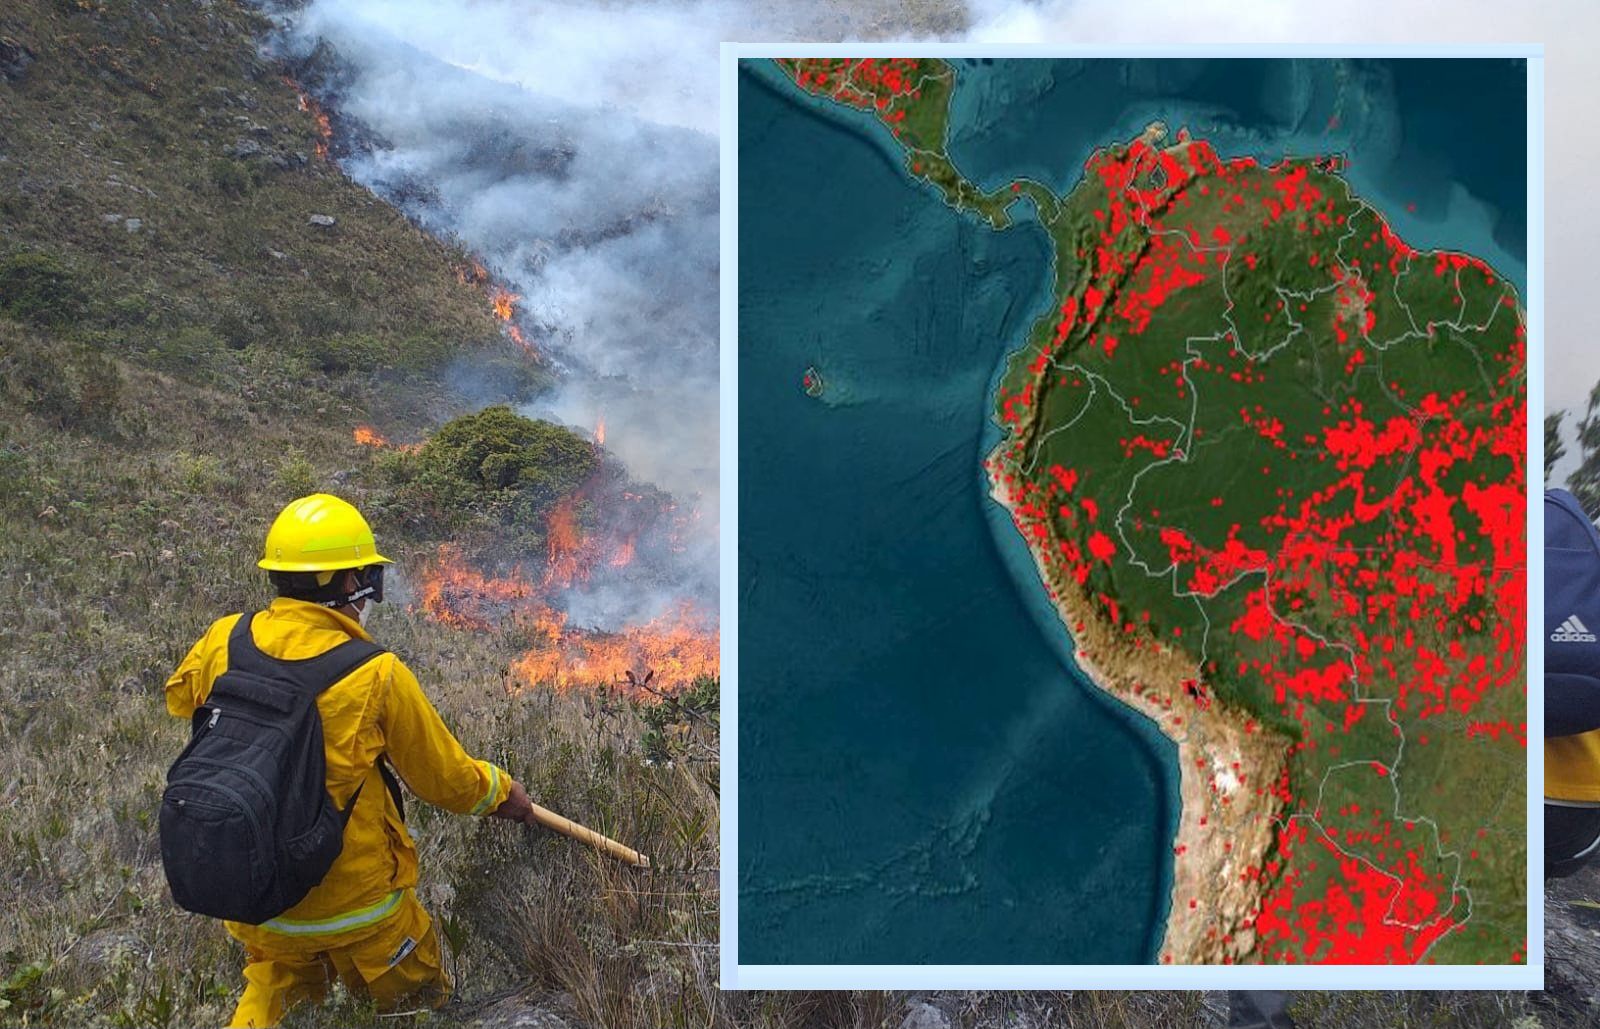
[720,42,1542,991]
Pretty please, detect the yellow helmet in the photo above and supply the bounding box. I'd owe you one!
[258,494,393,573]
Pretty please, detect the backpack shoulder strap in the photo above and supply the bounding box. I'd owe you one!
[224,611,271,676]
[225,610,387,695]
[295,638,387,695]
[378,757,406,823]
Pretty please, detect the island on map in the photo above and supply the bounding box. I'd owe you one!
[768,56,1526,965]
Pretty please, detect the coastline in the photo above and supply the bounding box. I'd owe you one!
[986,456,1287,964]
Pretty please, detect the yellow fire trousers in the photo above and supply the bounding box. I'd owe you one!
[227,890,449,1028]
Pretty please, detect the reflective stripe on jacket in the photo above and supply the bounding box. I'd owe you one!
[164,598,511,939]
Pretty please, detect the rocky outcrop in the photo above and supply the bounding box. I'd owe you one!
[1,36,35,82]
[460,989,582,1029]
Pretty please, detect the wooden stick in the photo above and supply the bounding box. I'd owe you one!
[529,801,651,868]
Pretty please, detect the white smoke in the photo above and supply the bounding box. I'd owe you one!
[293,0,735,136]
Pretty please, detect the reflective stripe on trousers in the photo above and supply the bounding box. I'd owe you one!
[260,889,405,937]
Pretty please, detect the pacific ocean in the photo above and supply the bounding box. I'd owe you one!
[737,62,1173,965]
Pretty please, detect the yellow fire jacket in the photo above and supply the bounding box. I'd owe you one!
[165,598,511,943]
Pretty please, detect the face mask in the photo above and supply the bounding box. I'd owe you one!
[357,601,372,628]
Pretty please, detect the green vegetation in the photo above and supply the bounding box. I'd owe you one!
[0,250,90,326]
[639,675,719,766]
[376,406,597,545]
[0,0,545,428]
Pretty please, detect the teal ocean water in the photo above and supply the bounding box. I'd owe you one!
[738,65,1173,964]
[943,58,1526,291]
[736,57,1526,965]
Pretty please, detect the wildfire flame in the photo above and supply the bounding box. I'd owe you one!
[418,544,532,631]
[413,503,716,698]
[450,264,540,359]
[509,601,717,700]
[488,288,540,358]
[282,75,333,160]
[595,417,606,447]
[542,496,587,590]
[352,426,421,454]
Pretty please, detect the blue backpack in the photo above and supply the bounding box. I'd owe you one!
[1546,489,1600,737]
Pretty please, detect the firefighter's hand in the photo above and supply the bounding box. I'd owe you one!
[491,779,541,828]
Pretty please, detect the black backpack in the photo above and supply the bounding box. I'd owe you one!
[1547,489,1600,737]
[159,612,393,924]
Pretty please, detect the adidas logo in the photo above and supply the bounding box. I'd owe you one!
[1553,615,1598,643]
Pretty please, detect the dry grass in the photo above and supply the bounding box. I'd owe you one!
[0,320,723,1027]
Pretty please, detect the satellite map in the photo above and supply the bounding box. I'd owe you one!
[737,57,1527,966]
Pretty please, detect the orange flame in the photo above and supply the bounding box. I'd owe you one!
[509,601,717,698]
[417,544,532,631]
[282,76,334,160]
[506,323,539,359]
[542,496,587,590]
[595,417,606,447]
[410,508,717,697]
[352,426,420,454]
[448,262,540,360]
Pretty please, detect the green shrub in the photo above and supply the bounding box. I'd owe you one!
[1,327,122,434]
[386,405,596,533]
[292,301,360,341]
[174,452,225,494]
[206,158,259,198]
[214,309,257,350]
[275,447,318,497]
[106,291,156,329]
[639,676,718,765]
[151,326,222,372]
[295,332,382,376]
[0,251,88,326]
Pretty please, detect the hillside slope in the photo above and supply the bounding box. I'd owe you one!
[0,2,722,1026]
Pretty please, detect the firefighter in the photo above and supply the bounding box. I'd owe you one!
[164,494,542,1027]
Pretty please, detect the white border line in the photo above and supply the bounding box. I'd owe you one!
[719,40,741,993]
[721,42,1542,991]
[1526,49,1547,980]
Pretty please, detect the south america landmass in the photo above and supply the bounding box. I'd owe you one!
[768,57,1527,965]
